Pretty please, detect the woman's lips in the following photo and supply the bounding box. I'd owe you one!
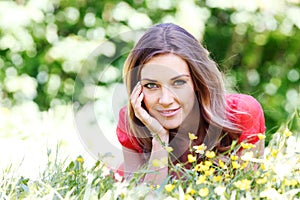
[157,107,181,117]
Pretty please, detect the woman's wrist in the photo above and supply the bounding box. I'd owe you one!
[152,132,169,148]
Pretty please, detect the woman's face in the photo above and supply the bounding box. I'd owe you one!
[140,53,196,130]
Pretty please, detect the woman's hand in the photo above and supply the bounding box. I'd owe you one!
[130,82,168,137]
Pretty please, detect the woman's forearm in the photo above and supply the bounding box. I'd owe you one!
[143,134,169,185]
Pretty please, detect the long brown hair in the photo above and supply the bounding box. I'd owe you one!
[123,23,241,154]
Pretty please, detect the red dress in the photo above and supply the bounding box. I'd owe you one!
[115,94,266,175]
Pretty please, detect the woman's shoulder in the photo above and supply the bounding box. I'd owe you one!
[226,93,262,110]
[116,106,143,153]
[226,93,266,144]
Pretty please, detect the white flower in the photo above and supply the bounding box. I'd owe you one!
[214,186,226,196]
[260,188,282,199]
[114,172,123,182]
[241,152,254,161]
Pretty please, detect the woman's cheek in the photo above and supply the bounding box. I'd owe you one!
[142,92,155,111]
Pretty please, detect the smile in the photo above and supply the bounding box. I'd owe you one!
[157,107,181,117]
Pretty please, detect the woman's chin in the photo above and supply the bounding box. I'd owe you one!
[161,121,182,130]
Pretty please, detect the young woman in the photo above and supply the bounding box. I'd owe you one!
[116,23,266,185]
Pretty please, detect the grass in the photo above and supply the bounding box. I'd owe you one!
[0,108,299,199]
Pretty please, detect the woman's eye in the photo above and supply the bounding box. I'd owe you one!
[144,83,158,89]
[173,80,186,86]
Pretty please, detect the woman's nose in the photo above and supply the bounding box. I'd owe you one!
[158,86,175,105]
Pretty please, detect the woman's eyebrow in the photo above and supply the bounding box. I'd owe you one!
[141,75,190,82]
[170,74,190,80]
[140,78,158,82]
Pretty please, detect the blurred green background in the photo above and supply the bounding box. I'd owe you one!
[0,0,299,144]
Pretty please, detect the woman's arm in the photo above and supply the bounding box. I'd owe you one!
[122,133,170,185]
[122,146,145,180]
[143,133,169,185]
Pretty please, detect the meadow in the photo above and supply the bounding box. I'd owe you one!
[0,104,299,199]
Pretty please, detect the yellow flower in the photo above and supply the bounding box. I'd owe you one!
[193,163,201,171]
[188,154,197,163]
[193,144,207,154]
[198,163,210,172]
[261,163,267,171]
[241,161,249,169]
[214,186,226,196]
[283,128,292,137]
[165,146,174,153]
[198,187,209,197]
[149,184,160,189]
[224,173,231,181]
[165,184,175,192]
[258,133,266,140]
[256,177,268,184]
[271,149,278,157]
[241,142,256,149]
[68,170,75,175]
[186,187,196,195]
[213,175,222,182]
[76,157,84,163]
[205,168,215,176]
[231,155,238,161]
[234,179,251,191]
[205,151,216,159]
[218,160,228,169]
[196,175,206,184]
[204,161,212,167]
[188,133,198,140]
[184,194,194,200]
[284,179,298,186]
[232,161,241,169]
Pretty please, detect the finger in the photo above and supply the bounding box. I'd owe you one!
[130,82,142,104]
[137,91,144,104]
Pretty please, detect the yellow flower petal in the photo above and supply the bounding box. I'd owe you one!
[204,161,212,167]
[241,142,256,149]
[193,144,207,154]
[284,128,292,137]
[213,175,222,182]
[234,179,251,191]
[205,151,216,159]
[188,133,198,140]
[188,154,197,163]
[231,155,238,161]
[232,161,241,169]
[165,146,173,152]
[204,168,215,176]
[196,175,206,184]
[218,160,227,169]
[165,184,175,192]
[186,187,196,195]
[256,177,268,184]
[258,133,266,140]
[76,157,84,163]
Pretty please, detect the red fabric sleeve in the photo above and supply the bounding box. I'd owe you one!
[226,94,266,144]
[116,106,143,153]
